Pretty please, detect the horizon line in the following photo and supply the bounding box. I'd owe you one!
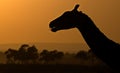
[0,42,87,45]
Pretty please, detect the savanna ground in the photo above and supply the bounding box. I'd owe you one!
[0,64,113,73]
[0,44,116,73]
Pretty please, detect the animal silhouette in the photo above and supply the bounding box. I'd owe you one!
[49,4,120,72]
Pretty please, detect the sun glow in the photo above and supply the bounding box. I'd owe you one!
[0,0,120,44]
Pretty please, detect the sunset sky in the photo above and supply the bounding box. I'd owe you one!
[0,0,120,44]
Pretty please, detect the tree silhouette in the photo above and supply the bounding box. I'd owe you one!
[39,49,50,64]
[5,44,64,64]
[56,51,64,59]
[27,45,39,64]
[4,48,18,64]
[75,50,88,60]
[5,44,40,64]
[49,50,58,61]
[50,50,64,61]
[39,49,64,64]
[18,44,29,64]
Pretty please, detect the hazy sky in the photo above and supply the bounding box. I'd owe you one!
[0,0,120,44]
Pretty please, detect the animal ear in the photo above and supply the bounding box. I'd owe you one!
[72,4,80,12]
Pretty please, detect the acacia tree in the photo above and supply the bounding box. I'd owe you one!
[39,49,50,64]
[39,50,64,64]
[5,44,65,64]
[27,45,39,64]
[50,50,64,61]
[4,48,18,64]
[5,44,40,64]
[56,51,64,59]
[18,44,29,64]
[75,50,88,60]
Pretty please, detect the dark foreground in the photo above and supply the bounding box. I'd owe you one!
[0,64,115,73]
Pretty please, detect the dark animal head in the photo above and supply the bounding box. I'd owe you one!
[49,4,84,32]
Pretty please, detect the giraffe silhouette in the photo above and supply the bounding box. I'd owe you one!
[49,4,120,72]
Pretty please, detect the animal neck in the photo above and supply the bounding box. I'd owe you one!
[75,17,111,53]
[75,16,120,71]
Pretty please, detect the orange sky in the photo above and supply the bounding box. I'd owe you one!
[0,0,120,44]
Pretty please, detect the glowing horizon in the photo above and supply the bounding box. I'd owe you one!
[0,0,120,44]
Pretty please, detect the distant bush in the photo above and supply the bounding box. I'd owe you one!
[4,44,64,64]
